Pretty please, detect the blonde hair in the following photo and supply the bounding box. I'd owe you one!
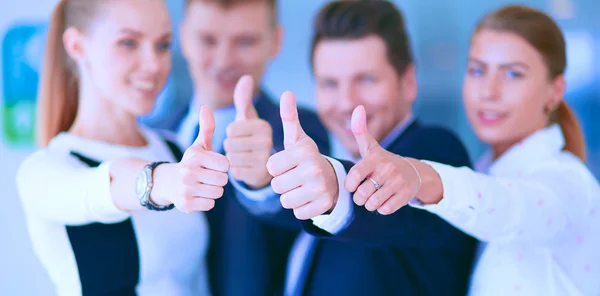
[37,0,105,146]
[474,5,586,161]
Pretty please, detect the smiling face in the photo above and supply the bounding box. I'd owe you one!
[66,0,173,116]
[463,29,564,155]
[180,0,281,108]
[313,35,416,158]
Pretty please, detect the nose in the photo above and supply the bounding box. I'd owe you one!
[338,82,360,113]
[140,44,161,74]
[212,41,236,70]
[481,72,502,101]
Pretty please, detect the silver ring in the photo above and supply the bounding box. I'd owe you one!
[369,178,381,190]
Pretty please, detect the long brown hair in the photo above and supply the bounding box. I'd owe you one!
[37,0,104,146]
[474,5,586,161]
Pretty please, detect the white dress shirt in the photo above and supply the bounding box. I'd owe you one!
[411,124,600,296]
[16,128,211,296]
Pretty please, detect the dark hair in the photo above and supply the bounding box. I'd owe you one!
[474,4,586,161]
[310,0,413,77]
[185,0,277,25]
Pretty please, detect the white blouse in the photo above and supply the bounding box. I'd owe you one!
[411,124,600,296]
[16,128,211,296]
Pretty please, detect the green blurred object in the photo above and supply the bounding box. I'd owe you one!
[2,23,45,148]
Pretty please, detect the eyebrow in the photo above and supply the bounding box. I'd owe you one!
[468,57,530,69]
[118,28,172,41]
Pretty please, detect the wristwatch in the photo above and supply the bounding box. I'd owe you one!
[135,161,174,211]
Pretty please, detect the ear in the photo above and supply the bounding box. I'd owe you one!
[269,24,283,59]
[62,27,85,63]
[399,63,418,105]
[546,74,566,111]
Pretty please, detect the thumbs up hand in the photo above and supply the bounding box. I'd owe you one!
[223,75,273,189]
[266,91,339,220]
[153,106,230,213]
[344,106,422,215]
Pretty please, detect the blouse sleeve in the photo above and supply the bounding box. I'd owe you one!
[410,159,597,244]
[16,150,130,225]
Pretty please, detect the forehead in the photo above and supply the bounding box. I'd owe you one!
[92,0,171,37]
[185,1,272,33]
[469,30,543,67]
[313,35,391,76]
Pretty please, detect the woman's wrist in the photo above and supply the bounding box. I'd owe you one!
[408,159,444,205]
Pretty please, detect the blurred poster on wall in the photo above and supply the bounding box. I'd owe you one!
[2,24,45,148]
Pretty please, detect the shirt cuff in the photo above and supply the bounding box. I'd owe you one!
[409,160,472,214]
[87,161,130,223]
[228,172,278,202]
[310,156,354,235]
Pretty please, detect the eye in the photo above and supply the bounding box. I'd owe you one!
[320,79,337,89]
[359,75,377,83]
[119,39,137,48]
[156,41,171,52]
[506,70,524,79]
[468,66,484,76]
[237,37,257,47]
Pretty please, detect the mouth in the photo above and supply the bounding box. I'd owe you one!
[130,80,158,96]
[215,71,243,90]
[478,110,508,125]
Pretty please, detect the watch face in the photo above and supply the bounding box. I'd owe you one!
[135,169,150,198]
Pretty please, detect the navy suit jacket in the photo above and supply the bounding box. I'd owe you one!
[235,120,478,296]
[204,92,331,296]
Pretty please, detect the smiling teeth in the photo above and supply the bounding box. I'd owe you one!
[481,111,502,119]
[133,81,155,91]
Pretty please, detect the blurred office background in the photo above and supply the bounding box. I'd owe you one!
[1,0,598,294]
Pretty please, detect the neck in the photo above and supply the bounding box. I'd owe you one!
[193,83,261,110]
[69,82,146,147]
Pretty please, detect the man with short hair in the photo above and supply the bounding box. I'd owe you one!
[176,1,330,295]
[236,1,478,295]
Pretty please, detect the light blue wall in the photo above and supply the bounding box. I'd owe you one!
[1,1,598,295]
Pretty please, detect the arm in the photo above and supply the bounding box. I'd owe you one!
[410,160,591,243]
[301,158,472,248]
[16,150,147,225]
[17,108,230,225]
[229,156,353,233]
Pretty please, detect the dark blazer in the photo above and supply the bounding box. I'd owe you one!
[235,120,478,296]
[203,91,331,296]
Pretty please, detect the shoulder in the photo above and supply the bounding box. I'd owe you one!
[405,123,471,168]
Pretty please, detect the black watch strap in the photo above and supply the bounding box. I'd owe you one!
[145,161,175,211]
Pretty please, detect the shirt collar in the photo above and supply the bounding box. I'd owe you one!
[480,124,566,176]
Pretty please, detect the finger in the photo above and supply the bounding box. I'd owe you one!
[185,184,225,199]
[194,106,215,151]
[351,105,380,158]
[377,191,410,215]
[293,199,331,220]
[279,187,314,210]
[226,152,270,167]
[266,150,300,177]
[352,179,378,206]
[188,151,230,172]
[176,198,216,213]
[184,167,229,187]
[223,136,273,153]
[270,167,303,194]
[280,91,307,149]
[364,180,398,212]
[226,119,272,138]
[234,75,258,120]
[344,158,378,192]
